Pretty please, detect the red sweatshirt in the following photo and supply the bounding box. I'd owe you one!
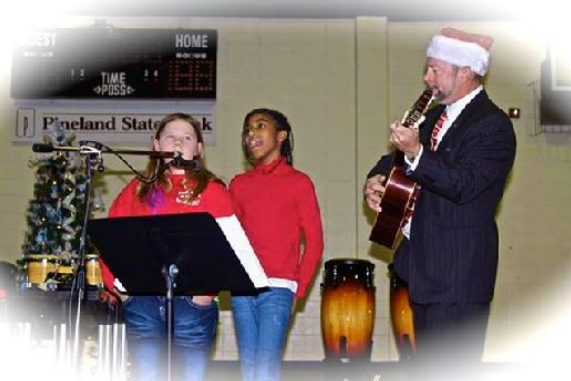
[100,174,234,291]
[229,157,324,298]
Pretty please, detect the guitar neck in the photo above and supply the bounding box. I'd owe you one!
[401,89,434,128]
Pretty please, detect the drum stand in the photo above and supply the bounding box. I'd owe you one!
[98,322,127,380]
[53,323,69,374]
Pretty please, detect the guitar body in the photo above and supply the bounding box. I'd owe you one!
[369,151,417,248]
[369,89,433,248]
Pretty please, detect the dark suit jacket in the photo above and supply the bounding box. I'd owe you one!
[368,90,516,304]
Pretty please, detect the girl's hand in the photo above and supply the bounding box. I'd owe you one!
[192,295,215,306]
[116,291,130,303]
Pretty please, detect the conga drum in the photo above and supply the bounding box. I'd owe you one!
[321,259,375,362]
[25,255,59,284]
[56,256,76,276]
[389,263,416,360]
[85,254,103,287]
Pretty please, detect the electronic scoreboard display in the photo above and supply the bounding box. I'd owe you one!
[11,28,217,99]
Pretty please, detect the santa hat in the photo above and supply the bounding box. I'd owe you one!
[426,27,494,76]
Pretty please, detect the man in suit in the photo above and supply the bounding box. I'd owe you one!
[364,28,516,368]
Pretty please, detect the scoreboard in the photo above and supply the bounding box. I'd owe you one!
[11,28,217,99]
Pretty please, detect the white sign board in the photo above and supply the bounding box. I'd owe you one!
[13,100,216,146]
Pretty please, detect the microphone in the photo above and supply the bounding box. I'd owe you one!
[170,156,202,171]
[32,143,55,153]
[32,143,79,153]
[32,142,199,171]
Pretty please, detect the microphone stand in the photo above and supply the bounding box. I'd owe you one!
[32,142,179,376]
[71,150,95,374]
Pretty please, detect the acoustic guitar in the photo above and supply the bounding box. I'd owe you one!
[369,89,434,248]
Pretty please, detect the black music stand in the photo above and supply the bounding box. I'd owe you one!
[88,212,262,381]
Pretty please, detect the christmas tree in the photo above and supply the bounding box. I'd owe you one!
[21,123,89,268]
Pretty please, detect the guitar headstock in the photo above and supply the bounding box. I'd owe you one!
[401,89,434,128]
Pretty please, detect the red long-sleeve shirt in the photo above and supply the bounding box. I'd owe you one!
[229,157,324,298]
[100,174,234,291]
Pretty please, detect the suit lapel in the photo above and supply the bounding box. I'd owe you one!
[436,90,489,151]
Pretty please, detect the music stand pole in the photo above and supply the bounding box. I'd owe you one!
[164,264,179,381]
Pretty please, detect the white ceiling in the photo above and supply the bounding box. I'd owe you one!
[71,0,519,21]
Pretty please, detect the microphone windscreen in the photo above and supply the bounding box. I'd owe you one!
[32,143,54,153]
[170,157,202,171]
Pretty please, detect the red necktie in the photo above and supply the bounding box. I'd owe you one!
[430,111,448,150]
[401,111,448,230]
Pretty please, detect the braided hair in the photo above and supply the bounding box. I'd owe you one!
[242,108,295,165]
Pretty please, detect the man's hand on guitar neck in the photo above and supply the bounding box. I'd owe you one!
[390,121,422,161]
[364,174,386,212]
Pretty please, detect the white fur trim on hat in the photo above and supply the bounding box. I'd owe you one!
[426,35,491,76]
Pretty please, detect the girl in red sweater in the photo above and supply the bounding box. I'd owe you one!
[230,109,324,381]
[100,113,232,381]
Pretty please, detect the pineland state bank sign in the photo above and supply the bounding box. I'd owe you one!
[13,101,216,146]
[43,115,160,132]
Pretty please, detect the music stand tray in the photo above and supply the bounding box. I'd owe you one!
[88,212,267,295]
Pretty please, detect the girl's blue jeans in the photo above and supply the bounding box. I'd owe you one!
[122,295,218,381]
[231,287,295,381]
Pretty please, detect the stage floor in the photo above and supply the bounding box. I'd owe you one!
[205,361,520,381]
